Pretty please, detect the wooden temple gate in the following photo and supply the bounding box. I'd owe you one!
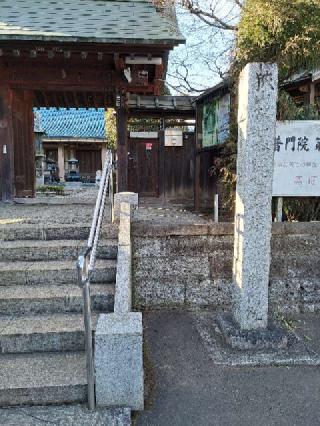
[0,0,184,201]
[0,44,173,200]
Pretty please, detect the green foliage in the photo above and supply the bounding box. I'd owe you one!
[218,1,320,220]
[162,84,172,96]
[105,109,117,149]
[277,91,320,120]
[282,198,320,221]
[128,118,160,132]
[37,185,64,195]
[236,0,320,80]
[212,140,237,211]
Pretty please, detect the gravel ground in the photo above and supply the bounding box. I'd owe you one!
[1,190,212,227]
[60,185,99,199]
[0,203,99,225]
[0,186,99,226]
[134,204,213,226]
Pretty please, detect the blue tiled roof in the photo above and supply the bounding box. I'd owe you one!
[34,108,106,139]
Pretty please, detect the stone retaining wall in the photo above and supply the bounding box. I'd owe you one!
[132,222,320,314]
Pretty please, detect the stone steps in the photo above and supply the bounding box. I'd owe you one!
[0,352,87,406]
[0,239,118,262]
[0,283,114,315]
[0,215,119,408]
[0,405,131,425]
[0,223,118,241]
[0,313,98,353]
[0,259,117,286]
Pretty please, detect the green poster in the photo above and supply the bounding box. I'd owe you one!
[202,99,218,148]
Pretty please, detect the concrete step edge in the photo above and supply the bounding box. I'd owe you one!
[0,259,117,287]
[0,351,87,390]
[0,352,87,406]
[0,258,117,273]
[0,313,101,354]
[0,283,115,300]
[0,313,98,336]
[0,239,118,249]
[0,223,119,241]
[0,405,131,425]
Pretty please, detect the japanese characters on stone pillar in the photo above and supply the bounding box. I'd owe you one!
[233,63,278,331]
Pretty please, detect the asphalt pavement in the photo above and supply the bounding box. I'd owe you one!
[136,311,320,426]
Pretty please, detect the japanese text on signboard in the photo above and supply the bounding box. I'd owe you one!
[273,121,320,196]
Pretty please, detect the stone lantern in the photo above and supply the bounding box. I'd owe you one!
[66,158,81,182]
[34,111,46,187]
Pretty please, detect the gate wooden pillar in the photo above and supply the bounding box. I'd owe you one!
[0,85,14,201]
[116,91,128,193]
[12,90,35,198]
[0,87,35,201]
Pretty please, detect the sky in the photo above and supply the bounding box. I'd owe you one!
[167,1,241,95]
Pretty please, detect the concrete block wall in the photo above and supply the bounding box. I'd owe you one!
[270,223,320,314]
[132,222,320,314]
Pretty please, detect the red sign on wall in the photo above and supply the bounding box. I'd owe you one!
[146,143,153,150]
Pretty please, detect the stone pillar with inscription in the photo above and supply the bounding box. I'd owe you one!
[233,62,278,330]
[217,64,288,350]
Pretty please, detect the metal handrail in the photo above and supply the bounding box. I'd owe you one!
[77,150,113,410]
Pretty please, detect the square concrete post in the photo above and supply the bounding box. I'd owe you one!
[95,313,144,411]
[233,63,278,330]
[113,192,138,222]
[114,202,132,314]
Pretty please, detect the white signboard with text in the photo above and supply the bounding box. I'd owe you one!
[273,121,320,196]
[165,128,183,147]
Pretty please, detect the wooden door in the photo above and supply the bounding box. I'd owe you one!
[128,138,159,196]
[76,148,102,181]
[12,90,35,198]
[76,149,102,174]
[164,132,195,200]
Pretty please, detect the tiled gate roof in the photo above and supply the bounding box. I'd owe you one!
[0,0,184,45]
[34,108,106,139]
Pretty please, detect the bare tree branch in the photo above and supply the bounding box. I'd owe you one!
[179,0,239,30]
[234,0,244,9]
[162,0,242,93]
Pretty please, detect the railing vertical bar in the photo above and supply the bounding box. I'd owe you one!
[83,279,95,410]
[88,153,111,248]
[109,160,114,221]
[89,168,110,270]
[76,149,113,410]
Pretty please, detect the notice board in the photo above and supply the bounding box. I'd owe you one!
[273,121,320,196]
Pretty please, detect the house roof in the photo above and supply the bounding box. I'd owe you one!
[195,80,230,104]
[283,69,320,87]
[34,108,106,139]
[128,95,196,111]
[0,0,184,45]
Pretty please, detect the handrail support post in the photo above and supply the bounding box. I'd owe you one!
[76,150,113,411]
[83,279,95,410]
